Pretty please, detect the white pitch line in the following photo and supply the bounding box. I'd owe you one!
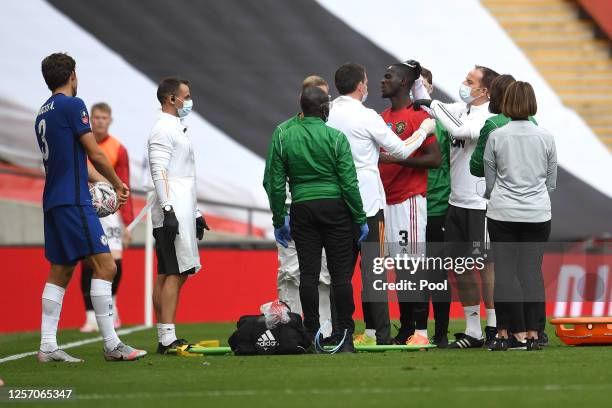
[0,325,149,364]
[73,383,612,400]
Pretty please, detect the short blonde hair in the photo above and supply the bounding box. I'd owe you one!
[502,81,537,120]
[91,102,112,116]
[302,75,328,91]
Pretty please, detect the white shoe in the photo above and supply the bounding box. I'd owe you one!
[37,349,83,363]
[79,322,99,333]
[103,343,147,361]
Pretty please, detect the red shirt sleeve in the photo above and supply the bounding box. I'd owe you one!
[116,144,134,226]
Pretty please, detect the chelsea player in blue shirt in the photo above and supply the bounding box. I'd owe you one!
[35,53,146,362]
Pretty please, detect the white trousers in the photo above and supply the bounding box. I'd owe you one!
[276,241,332,337]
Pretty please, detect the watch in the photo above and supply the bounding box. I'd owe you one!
[163,205,173,213]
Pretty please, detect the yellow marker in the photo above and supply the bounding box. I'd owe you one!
[176,345,202,357]
[196,340,220,348]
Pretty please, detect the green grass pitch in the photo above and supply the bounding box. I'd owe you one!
[1,320,611,408]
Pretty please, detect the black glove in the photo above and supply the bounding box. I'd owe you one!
[404,59,422,79]
[413,99,432,111]
[162,210,179,242]
[196,216,210,240]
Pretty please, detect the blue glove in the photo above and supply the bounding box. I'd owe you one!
[358,222,369,245]
[274,215,292,248]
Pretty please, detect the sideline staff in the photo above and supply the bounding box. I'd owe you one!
[266,86,367,353]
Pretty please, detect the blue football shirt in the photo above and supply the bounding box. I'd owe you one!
[34,93,92,211]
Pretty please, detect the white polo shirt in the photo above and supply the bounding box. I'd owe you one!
[327,96,425,217]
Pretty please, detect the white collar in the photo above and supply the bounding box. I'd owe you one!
[334,95,362,105]
[160,111,182,123]
[467,101,490,112]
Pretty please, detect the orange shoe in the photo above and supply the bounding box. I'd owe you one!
[406,333,430,347]
[353,332,376,346]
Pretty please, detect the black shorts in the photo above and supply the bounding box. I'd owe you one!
[443,205,492,262]
[153,227,196,276]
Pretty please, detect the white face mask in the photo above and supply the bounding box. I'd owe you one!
[458,84,476,104]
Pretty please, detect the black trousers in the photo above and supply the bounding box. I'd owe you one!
[487,218,550,332]
[426,214,451,338]
[360,210,391,344]
[290,198,358,338]
[81,259,122,310]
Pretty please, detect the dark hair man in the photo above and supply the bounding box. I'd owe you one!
[266,86,368,352]
[418,67,453,347]
[414,65,500,349]
[327,62,435,345]
[35,52,145,362]
[149,77,209,354]
[377,60,441,347]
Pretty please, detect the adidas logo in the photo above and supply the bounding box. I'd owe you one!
[256,330,278,350]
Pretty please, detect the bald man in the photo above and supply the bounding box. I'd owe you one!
[265,86,367,352]
[263,76,334,338]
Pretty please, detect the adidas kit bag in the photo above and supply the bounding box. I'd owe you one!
[227,312,311,355]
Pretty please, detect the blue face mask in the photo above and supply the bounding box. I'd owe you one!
[459,84,476,104]
[176,98,193,118]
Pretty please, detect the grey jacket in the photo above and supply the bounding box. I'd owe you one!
[484,120,557,223]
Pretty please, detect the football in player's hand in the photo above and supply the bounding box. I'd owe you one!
[89,181,119,218]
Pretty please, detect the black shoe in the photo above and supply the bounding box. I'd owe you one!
[430,335,448,348]
[448,333,484,349]
[157,338,189,354]
[393,323,414,345]
[489,337,509,351]
[526,338,542,351]
[508,336,527,350]
[336,340,357,353]
[319,334,339,347]
[538,331,549,347]
[484,326,497,349]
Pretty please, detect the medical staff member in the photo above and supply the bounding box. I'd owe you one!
[148,77,209,354]
[327,63,433,345]
[266,86,367,353]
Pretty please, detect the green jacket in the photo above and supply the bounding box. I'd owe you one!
[426,120,451,216]
[470,114,537,177]
[263,113,301,203]
[264,116,365,228]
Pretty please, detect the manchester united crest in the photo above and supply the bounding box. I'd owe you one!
[395,121,406,135]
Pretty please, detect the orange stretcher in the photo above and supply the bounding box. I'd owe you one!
[550,317,612,346]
